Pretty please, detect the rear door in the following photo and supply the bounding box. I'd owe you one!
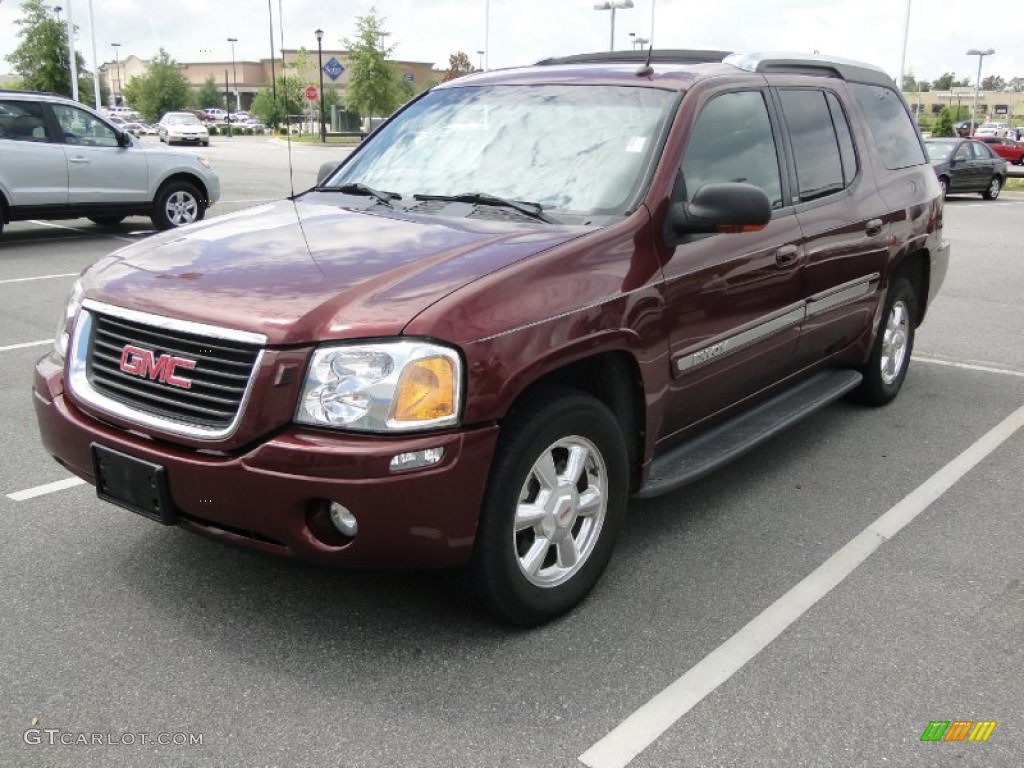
[772,83,890,371]
[49,103,150,204]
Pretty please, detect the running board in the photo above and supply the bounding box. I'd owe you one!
[636,369,863,499]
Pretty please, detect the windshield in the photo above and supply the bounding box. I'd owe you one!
[924,141,955,161]
[325,84,677,216]
[167,114,201,125]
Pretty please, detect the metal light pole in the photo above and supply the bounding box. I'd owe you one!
[476,50,485,71]
[897,0,912,92]
[267,0,276,100]
[111,42,121,106]
[593,1,634,52]
[966,48,995,135]
[227,37,239,112]
[62,0,79,101]
[87,0,100,109]
[315,28,325,143]
[484,0,489,70]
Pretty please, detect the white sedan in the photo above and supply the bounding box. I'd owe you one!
[158,112,210,146]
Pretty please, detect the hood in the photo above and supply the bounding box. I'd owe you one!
[82,197,587,345]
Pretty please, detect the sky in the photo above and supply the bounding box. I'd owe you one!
[1,0,1022,87]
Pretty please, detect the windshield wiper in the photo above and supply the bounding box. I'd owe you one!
[413,192,552,223]
[315,182,401,208]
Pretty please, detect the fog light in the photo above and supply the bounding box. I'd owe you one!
[389,447,445,472]
[329,503,358,537]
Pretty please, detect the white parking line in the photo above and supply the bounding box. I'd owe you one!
[0,272,79,286]
[7,477,86,501]
[913,355,1024,378]
[27,220,134,241]
[579,403,1024,768]
[0,340,52,353]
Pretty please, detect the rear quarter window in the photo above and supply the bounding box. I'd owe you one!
[849,83,926,170]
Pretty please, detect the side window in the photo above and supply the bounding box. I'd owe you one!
[825,92,857,185]
[848,82,927,170]
[778,89,845,202]
[51,104,119,147]
[0,99,49,142]
[954,143,971,162]
[971,142,994,159]
[681,90,783,209]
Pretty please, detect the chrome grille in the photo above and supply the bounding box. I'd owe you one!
[86,311,262,430]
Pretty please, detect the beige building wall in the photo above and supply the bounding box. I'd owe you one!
[903,88,1024,125]
[105,50,436,110]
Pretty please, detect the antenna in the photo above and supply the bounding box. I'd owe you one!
[636,40,654,77]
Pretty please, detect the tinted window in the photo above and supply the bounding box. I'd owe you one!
[0,99,49,142]
[779,90,845,202]
[681,90,783,209]
[826,92,857,185]
[52,104,119,147]
[849,83,926,169]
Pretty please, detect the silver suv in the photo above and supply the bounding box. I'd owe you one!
[0,90,220,236]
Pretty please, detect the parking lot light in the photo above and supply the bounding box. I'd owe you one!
[315,28,325,143]
[966,48,995,135]
[593,0,634,52]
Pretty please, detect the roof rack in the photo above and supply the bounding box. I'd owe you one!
[536,50,733,67]
[723,52,894,86]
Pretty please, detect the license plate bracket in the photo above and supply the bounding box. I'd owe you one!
[91,444,177,525]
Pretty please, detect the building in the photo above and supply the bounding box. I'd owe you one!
[105,50,437,112]
[903,87,1024,126]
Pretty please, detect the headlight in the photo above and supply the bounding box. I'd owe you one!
[296,341,462,432]
[54,279,84,357]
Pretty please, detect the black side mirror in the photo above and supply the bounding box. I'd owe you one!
[316,160,343,185]
[117,130,134,148]
[667,182,772,241]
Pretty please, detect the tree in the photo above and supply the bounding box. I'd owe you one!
[343,7,402,118]
[195,76,223,110]
[441,52,475,82]
[1009,77,1024,93]
[902,71,929,93]
[932,72,970,91]
[7,0,92,101]
[981,75,1005,92]
[122,49,193,122]
[934,107,955,137]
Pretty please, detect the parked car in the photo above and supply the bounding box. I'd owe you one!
[158,111,211,146]
[202,107,228,122]
[972,121,1011,138]
[923,138,1007,198]
[241,118,267,133]
[33,51,948,626]
[0,89,220,234]
[955,121,972,138]
[975,135,1024,165]
[121,121,146,137]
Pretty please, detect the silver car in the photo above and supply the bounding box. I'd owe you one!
[0,90,220,235]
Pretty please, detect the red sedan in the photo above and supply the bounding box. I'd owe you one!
[976,136,1024,165]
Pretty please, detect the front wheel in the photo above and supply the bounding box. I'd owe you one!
[982,176,1002,200]
[151,181,205,230]
[462,389,628,626]
[938,176,949,198]
[852,277,917,406]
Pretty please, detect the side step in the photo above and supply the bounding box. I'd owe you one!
[636,369,863,499]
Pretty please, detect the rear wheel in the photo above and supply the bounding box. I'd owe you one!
[852,277,917,406]
[151,181,205,230]
[461,389,628,626]
[982,176,1002,200]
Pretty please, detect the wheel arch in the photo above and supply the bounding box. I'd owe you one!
[154,172,211,207]
[891,248,930,326]
[500,350,648,493]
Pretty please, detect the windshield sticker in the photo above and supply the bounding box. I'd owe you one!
[626,136,647,153]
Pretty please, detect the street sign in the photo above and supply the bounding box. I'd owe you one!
[304,85,319,102]
[323,57,344,81]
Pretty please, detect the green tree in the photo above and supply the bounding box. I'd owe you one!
[121,49,193,122]
[981,74,1005,92]
[932,72,970,91]
[7,0,92,100]
[441,51,475,82]
[195,75,223,110]
[343,7,401,118]
[934,107,954,137]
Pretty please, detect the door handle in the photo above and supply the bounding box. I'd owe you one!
[775,244,799,267]
[866,218,883,237]
[68,157,90,164]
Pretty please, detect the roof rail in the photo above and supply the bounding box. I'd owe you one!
[0,88,60,97]
[537,50,733,67]
[723,52,894,86]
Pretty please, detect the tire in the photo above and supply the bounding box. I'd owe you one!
[151,180,205,230]
[852,277,917,406]
[982,176,1002,200]
[461,388,628,626]
[89,215,126,227]
[938,176,949,198]
[202,141,209,147]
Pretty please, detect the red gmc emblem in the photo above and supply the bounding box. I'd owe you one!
[119,345,197,389]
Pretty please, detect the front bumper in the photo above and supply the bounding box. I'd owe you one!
[33,352,498,569]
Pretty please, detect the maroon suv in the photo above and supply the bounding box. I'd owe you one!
[34,50,949,625]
